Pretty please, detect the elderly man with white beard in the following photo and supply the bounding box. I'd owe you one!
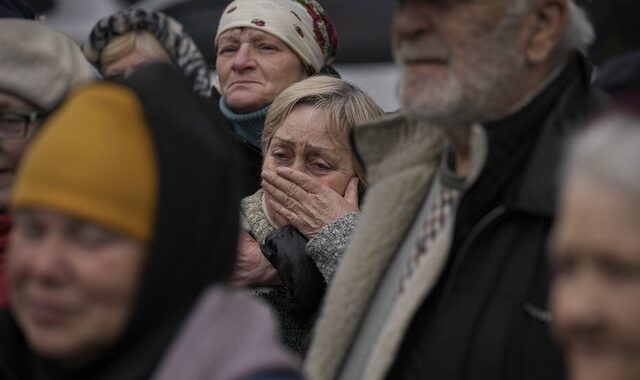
[302,0,599,379]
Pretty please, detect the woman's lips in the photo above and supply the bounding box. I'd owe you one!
[27,300,72,325]
[229,80,260,87]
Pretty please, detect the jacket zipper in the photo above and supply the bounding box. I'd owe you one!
[439,205,509,305]
[456,205,508,266]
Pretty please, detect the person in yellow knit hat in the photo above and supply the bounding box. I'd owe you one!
[0,64,302,380]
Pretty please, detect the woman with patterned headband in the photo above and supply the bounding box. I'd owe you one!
[214,0,339,195]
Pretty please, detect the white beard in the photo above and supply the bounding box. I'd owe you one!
[396,12,528,129]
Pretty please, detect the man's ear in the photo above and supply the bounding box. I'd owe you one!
[522,0,569,64]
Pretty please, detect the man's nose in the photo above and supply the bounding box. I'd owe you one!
[393,0,435,47]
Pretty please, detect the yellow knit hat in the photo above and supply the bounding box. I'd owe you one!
[11,82,158,243]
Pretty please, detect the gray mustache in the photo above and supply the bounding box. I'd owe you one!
[394,41,450,62]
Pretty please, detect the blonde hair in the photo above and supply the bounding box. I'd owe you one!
[100,31,170,72]
[263,76,384,195]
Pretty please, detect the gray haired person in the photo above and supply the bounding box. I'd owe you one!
[304,0,602,379]
[236,76,383,353]
[551,110,640,380]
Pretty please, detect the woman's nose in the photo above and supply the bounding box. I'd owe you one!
[289,159,307,174]
[231,44,256,72]
[21,236,70,286]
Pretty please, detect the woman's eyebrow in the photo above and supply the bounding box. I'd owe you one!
[272,137,335,152]
[217,39,235,45]
[306,142,334,152]
[270,137,295,146]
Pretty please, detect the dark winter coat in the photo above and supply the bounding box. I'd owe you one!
[0,64,299,380]
[386,54,599,380]
[305,53,602,380]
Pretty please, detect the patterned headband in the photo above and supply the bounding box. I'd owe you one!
[216,0,338,73]
[83,8,212,98]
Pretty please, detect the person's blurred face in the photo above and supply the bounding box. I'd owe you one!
[262,105,355,227]
[393,0,528,125]
[0,92,41,210]
[551,176,640,380]
[8,209,146,367]
[102,48,168,79]
[216,28,308,113]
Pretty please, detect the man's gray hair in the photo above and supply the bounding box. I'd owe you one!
[561,1,595,54]
[564,113,640,203]
[511,0,595,54]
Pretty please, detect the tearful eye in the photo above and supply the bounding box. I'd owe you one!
[310,162,332,171]
[270,148,291,162]
[272,152,288,160]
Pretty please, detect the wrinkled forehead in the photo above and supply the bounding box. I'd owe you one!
[276,105,351,151]
[217,27,284,45]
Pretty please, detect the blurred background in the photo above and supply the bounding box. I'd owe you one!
[24,0,640,111]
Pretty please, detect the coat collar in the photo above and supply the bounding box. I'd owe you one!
[350,112,444,185]
[305,114,444,380]
[506,53,596,217]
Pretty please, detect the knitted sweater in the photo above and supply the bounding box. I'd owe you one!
[240,189,357,352]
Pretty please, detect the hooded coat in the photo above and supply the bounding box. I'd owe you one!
[0,64,299,380]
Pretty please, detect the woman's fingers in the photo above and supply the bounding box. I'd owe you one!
[262,168,357,237]
[262,170,310,206]
[269,198,303,228]
[344,177,359,207]
[275,167,322,194]
[232,230,282,287]
[262,176,304,213]
[270,199,322,238]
